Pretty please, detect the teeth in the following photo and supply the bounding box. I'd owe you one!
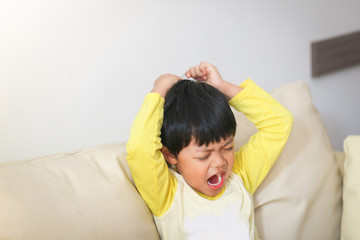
[208,173,222,186]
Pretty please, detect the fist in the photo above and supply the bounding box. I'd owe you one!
[185,62,224,89]
[151,73,181,98]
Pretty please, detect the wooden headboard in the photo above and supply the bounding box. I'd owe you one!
[311,30,360,77]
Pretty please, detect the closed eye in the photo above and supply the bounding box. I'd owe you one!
[197,154,210,160]
[224,146,233,151]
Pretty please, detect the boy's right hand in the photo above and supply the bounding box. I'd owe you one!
[151,73,181,98]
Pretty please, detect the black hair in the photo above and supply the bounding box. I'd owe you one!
[161,80,237,157]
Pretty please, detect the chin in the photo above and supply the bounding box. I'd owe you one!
[207,187,223,197]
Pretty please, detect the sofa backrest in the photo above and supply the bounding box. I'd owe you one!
[233,81,342,240]
[0,143,159,240]
[0,80,343,240]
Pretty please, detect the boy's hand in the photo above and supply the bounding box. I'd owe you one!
[185,62,224,90]
[185,62,242,100]
[151,73,181,98]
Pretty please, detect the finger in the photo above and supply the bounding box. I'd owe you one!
[195,66,205,77]
[199,62,210,71]
[186,67,196,78]
[187,65,206,79]
[199,66,207,76]
[190,67,198,78]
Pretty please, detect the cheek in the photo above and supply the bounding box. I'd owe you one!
[225,150,235,165]
[178,160,208,180]
[188,161,208,176]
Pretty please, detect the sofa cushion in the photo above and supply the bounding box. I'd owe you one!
[341,135,360,239]
[0,143,159,240]
[233,81,342,240]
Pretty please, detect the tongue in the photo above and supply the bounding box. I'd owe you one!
[208,174,220,184]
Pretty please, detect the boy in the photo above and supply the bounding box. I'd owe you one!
[126,62,293,239]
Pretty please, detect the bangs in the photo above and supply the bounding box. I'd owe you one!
[191,104,236,147]
[161,80,236,156]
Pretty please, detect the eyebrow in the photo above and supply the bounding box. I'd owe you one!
[222,138,234,148]
[195,138,234,152]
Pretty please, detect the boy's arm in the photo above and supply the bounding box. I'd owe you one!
[186,62,294,194]
[230,79,294,194]
[126,74,179,217]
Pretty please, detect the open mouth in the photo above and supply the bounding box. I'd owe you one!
[207,172,225,190]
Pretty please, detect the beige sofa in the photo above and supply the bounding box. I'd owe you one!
[1,81,359,240]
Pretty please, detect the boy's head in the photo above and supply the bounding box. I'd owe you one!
[161,80,237,197]
[161,80,237,157]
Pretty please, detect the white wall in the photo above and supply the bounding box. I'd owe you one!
[1,0,360,162]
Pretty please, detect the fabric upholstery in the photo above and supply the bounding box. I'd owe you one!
[233,81,342,240]
[341,135,360,240]
[0,143,159,240]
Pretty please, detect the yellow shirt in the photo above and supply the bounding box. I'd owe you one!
[126,79,293,239]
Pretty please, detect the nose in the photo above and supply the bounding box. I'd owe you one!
[211,152,226,169]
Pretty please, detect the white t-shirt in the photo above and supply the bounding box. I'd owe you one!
[154,170,257,240]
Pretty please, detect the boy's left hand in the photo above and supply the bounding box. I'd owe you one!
[185,62,224,90]
[185,62,242,100]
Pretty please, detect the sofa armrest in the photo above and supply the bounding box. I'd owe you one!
[335,151,345,178]
[341,135,360,240]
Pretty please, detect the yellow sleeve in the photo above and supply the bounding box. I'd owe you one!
[126,93,177,217]
[230,79,294,194]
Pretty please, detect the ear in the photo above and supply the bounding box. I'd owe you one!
[161,146,178,165]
